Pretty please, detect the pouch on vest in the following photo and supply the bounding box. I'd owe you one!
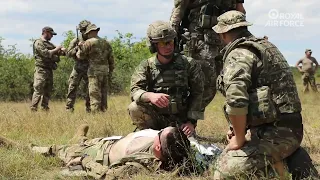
[247,86,278,127]
[199,3,218,29]
[155,96,186,115]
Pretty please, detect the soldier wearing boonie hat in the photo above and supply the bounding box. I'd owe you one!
[212,10,304,179]
[76,24,115,113]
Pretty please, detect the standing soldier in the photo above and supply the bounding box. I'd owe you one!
[31,27,65,111]
[76,24,115,113]
[212,11,303,179]
[65,20,91,112]
[296,49,319,93]
[128,21,204,137]
[170,0,245,113]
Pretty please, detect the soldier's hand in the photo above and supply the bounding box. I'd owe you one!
[66,157,82,167]
[61,47,66,52]
[227,129,234,142]
[78,41,85,46]
[146,92,170,108]
[225,135,245,151]
[55,45,62,50]
[180,122,195,137]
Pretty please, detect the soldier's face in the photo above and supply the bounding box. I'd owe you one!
[44,31,53,41]
[306,51,312,57]
[154,130,163,159]
[156,40,174,56]
[219,33,229,45]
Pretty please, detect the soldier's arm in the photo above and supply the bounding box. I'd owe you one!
[223,48,256,147]
[106,42,115,74]
[76,40,91,60]
[170,0,190,29]
[130,60,149,102]
[34,40,60,58]
[236,0,246,14]
[295,59,303,72]
[187,58,204,122]
[80,156,109,179]
[312,57,319,72]
[66,38,78,59]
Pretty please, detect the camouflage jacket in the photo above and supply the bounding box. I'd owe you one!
[67,37,89,70]
[33,37,61,69]
[130,53,204,120]
[77,36,115,76]
[221,34,302,118]
[170,0,239,31]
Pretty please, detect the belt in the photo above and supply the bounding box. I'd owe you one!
[250,113,303,129]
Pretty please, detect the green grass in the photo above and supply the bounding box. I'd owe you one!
[0,76,319,179]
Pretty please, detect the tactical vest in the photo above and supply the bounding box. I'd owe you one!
[146,54,190,114]
[222,37,302,126]
[188,0,237,29]
[33,38,59,69]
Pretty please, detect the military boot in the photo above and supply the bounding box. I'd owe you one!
[0,135,20,148]
[68,124,89,144]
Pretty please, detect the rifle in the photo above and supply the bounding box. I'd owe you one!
[76,26,79,44]
[175,8,191,53]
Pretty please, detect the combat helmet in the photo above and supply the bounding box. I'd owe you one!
[146,20,176,53]
[77,20,91,32]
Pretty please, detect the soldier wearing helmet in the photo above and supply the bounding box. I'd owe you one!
[65,20,92,112]
[128,20,204,137]
[170,0,246,115]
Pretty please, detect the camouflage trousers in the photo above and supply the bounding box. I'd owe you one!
[31,66,53,111]
[34,138,114,179]
[65,64,90,111]
[185,30,220,112]
[128,101,186,130]
[302,72,318,92]
[213,121,303,179]
[88,74,108,113]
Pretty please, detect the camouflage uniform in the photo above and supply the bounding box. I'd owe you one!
[212,11,303,179]
[28,129,162,179]
[65,20,91,112]
[31,27,63,111]
[128,20,204,130]
[129,54,204,130]
[170,0,243,112]
[76,24,115,112]
[296,50,319,93]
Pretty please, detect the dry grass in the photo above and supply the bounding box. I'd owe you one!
[0,79,319,179]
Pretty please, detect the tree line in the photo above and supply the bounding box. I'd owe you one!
[0,31,151,101]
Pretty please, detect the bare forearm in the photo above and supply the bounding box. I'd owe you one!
[229,115,246,140]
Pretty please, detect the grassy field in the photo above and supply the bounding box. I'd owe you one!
[0,78,319,179]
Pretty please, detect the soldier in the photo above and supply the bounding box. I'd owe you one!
[76,24,115,113]
[212,11,303,179]
[31,27,66,111]
[65,20,92,112]
[296,49,319,93]
[128,20,204,137]
[170,0,245,113]
[0,125,190,179]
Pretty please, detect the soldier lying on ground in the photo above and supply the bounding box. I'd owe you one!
[0,125,191,179]
[0,125,318,179]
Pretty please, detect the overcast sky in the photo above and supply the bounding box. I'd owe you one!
[0,0,318,65]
